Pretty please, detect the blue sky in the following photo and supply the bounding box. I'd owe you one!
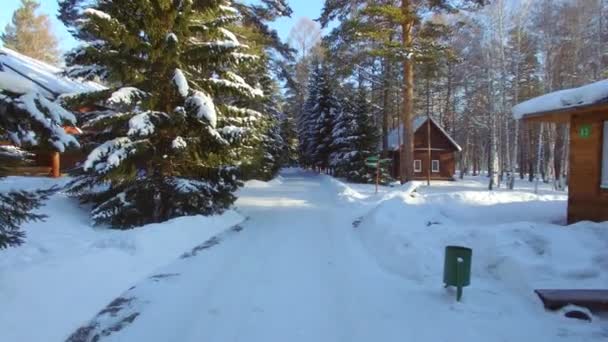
[0,0,327,52]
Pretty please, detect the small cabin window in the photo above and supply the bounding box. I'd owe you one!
[414,160,422,173]
[602,121,608,189]
[432,160,440,173]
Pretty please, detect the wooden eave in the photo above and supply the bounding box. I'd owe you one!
[521,101,608,123]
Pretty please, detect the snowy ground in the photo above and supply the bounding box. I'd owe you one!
[1,170,607,341]
[0,177,243,342]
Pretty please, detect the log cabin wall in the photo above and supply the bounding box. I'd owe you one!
[414,122,454,151]
[389,120,459,181]
[412,150,456,180]
[567,110,608,223]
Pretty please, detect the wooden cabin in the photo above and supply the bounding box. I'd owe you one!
[387,117,462,181]
[0,47,103,177]
[513,79,608,224]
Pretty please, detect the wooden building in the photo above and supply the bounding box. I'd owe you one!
[0,47,103,177]
[387,117,462,181]
[513,79,608,223]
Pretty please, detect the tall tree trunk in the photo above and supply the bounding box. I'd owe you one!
[486,56,499,190]
[382,56,392,155]
[534,123,545,193]
[399,0,414,183]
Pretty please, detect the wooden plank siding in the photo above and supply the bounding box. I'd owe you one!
[411,150,456,180]
[390,119,459,181]
[567,111,608,223]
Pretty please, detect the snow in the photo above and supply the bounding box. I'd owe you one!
[173,178,216,193]
[0,47,104,98]
[0,145,32,159]
[84,8,112,21]
[83,137,139,173]
[186,91,217,128]
[0,67,35,93]
[0,176,244,342]
[128,112,157,137]
[16,92,80,152]
[172,68,189,97]
[513,79,608,119]
[171,136,187,150]
[220,28,239,45]
[2,171,607,341]
[107,87,146,108]
[208,72,263,98]
[166,33,178,44]
[219,5,239,14]
[55,170,607,342]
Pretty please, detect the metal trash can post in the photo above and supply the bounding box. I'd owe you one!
[443,246,472,302]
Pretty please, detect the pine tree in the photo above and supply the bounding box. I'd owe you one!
[298,60,322,168]
[311,62,338,170]
[1,0,60,65]
[61,1,269,228]
[0,70,77,248]
[321,0,486,182]
[331,86,380,183]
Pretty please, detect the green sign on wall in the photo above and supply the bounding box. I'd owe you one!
[579,124,591,139]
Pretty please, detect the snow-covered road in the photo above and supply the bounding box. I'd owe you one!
[173,170,411,342]
[69,169,414,341]
[66,169,606,342]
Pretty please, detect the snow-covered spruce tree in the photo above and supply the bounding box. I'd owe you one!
[61,1,267,228]
[0,85,77,248]
[329,95,354,177]
[330,87,380,183]
[298,60,321,168]
[310,62,338,170]
[298,58,338,171]
[238,76,287,181]
[212,0,293,181]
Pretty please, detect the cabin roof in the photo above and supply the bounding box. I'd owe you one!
[512,79,608,121]
[0,47,105,99]
[387,116,462,152]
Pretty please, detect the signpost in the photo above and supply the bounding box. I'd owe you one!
[366,156,391,194]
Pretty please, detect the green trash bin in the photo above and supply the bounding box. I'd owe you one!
[443,246,472,301]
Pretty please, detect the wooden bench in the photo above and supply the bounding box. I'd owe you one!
[535,289,608,313]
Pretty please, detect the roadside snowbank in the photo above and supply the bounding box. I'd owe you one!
[319,174,366,203]
[0,176,244,342]
[356,184,608,340]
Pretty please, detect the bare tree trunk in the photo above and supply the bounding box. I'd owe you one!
[486,51,499,190]
[534,123,545,193]
[382,57,391,155]
[399,0,415,183]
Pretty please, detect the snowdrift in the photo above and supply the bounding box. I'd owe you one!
[355,185,608,340]
[357,188,607,286]
[0,176,245,342]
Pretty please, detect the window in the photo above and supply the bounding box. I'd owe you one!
[602,121,608,189]
[432,160,440,173]
[414,160,422,173]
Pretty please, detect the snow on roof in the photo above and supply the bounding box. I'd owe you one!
[0,47,105,98]
[387,116,462,152]
[512,79,608,119]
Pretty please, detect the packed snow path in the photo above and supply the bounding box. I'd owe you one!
[77,169,413,341]
[175,171,412,342]
[67,169,605,342]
